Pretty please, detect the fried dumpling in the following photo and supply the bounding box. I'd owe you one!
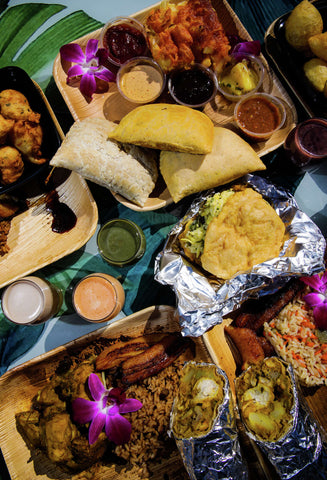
[201,188,285,279]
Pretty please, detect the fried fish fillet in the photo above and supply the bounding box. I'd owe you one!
[201,188,285,279]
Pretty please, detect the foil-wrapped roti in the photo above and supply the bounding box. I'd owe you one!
[154,175,326,337]
[170,361,248,480]
[235,357,322,479]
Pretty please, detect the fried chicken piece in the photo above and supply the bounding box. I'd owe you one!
[0,114,14,144]
[0,145,24,184]
[0,89,40,123]
[9,120,46,164]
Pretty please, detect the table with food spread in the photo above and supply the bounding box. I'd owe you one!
[0,0,327,479]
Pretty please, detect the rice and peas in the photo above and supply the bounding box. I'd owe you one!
[264,296,327,387]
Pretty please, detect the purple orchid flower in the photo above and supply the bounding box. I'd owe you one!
[60,39,116,98]
[231,40,261,61]
[72,373,142,445]
[301,270,327,330]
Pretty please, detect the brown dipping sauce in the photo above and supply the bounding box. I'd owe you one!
[46,190,77,234]
[236,96,281,135]
[103,23,147,65]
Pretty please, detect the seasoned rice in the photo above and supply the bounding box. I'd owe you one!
[264,297,327,387]
[108,360,189,479]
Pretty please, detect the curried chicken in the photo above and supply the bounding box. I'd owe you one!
[16,360,109,473]
[0,89,40,123]
[9,119,46,164]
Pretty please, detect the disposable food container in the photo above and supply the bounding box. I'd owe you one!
[217,54,264,102]
[99,16,148,66]
[168,63,218,108]
[97,218,146,267]
[72,273,125,322]
[234,92,286,141]
[117,56,165,104]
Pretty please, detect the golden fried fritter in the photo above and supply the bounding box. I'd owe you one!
[0,89,40,123]
[0,145,24,184]
[9,120,46,164]
[0,114,14,144]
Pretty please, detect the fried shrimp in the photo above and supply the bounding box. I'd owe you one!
[0,89,40,123]
[9,120,46,164]
[0,145,24,184]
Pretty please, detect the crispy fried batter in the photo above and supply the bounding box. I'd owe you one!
[9,120,46,165]
[0,89,40,123]
[145,0,231,73]
[0,145,24,184]
[0,114,14,144]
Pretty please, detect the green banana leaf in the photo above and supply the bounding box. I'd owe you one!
[0,3,103,90]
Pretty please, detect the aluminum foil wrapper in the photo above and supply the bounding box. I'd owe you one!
[235,359,322,479]
[154,175,326,337]
[170,362,248,480]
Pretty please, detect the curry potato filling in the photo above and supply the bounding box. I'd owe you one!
[172,362,225,439]
[235,357,294,442]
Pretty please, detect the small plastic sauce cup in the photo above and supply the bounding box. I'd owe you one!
[1,276,63,325]
[284,118,327,169]
[72,273,125,323]
[97,218,146,267]
[117,57,165,104]
[99,16,148,67]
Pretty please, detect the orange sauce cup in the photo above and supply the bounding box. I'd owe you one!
[72,273,125,323]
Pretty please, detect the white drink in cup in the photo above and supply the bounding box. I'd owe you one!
[1,276,63,325]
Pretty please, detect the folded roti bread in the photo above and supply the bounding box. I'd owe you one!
[107,103,214,154]
[201,188,285,279]
[160,127,266,202]
[50,117,158,207]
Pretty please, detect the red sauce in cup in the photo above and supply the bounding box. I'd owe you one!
[103,23,147,65]
[236,96,281,134]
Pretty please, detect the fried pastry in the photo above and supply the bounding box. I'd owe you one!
[108,103,214,154]
[160,127,266,203]
[0,114,14,144]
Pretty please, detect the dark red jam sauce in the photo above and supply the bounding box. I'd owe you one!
[170,68,215,105]
[104,24,147,64]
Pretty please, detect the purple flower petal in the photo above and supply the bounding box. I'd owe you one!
[303,292,325,308]
[301,274,325,292]
[119,398,143,414]
[85,39,99,59]
[67,64,85,79]
[95,69,116,83]
[105,414,132,445]
[88,373,107,401]
[96,48,110,65]
[72,397,99,424]
[231,40,261,61]
[313,302,327,330]
[60,43,85,63]
[80,72,97,98]
[108,387,126,403]
[89,411,106,445]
